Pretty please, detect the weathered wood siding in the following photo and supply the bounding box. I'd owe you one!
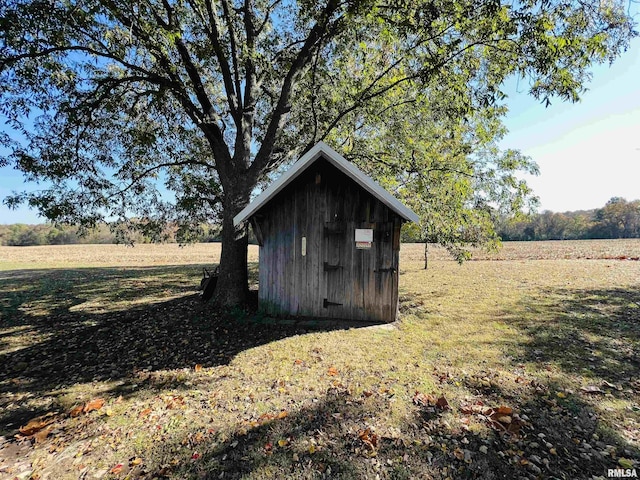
[255,157,402,323]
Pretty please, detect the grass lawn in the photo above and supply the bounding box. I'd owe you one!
[0,240,639,479]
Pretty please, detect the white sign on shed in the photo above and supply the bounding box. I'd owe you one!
[355,228,373,249]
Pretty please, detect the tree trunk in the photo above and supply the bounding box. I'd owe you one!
[423,242,428,270]
[214,190,251,307]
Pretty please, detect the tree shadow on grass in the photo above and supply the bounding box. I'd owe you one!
[455,373,640,478]
[507,287,640,387]
[107,389,448,479]
[112,375,639,480]
[0,264,364,438]
[492,284,640,475]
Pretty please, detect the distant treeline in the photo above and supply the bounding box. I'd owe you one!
[2,197,639,246]
[0,223,225,246]
[497,197,640,241]
[0,223,113,246]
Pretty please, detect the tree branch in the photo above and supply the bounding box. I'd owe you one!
[317,32,507,144]
[101,1,233,170]
[249,0,344,179]
[173,37,216,118]
[203,0,241,122]
[256,0,282,35]
[111,159,216,200]
[316,71,423,144]
[310,38,323,144]
[221,0,244,109]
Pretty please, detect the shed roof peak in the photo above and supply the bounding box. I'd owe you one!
[233,142,420,226]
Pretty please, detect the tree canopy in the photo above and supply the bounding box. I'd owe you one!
[324,79,539,264]
[1,0,636,304]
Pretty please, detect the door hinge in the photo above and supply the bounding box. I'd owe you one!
[323,298,343,308]
[323,262,342,271]
[374,267,396,273]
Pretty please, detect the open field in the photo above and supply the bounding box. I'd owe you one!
[1,240,639,479]
[1,238,640,269]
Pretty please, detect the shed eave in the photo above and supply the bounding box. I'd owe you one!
[233,142,420,226]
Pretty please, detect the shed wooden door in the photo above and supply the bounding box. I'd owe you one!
[323,221,345,312]
[371,221,399,321]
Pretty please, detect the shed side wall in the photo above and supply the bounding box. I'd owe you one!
[256,158,401,323]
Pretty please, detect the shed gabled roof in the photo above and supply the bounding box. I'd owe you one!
[233,142,420,226]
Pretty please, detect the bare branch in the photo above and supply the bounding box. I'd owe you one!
[111,159,216,200]
[250,0,345,178]
[221,0,244,108]
[305,32,329,147]
[173,37,217,117]
[203,0,241,122]
[256,0,282,35]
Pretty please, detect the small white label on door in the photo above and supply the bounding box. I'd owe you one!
[355,229,373,242]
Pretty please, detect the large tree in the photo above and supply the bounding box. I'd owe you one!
[0,0,635,305]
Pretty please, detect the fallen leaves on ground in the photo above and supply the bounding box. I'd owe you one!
[18,414,57,437]
[580,385,605,394]
[2,249,639,480]
[69,397,105,417]
[32,426,54,443]
[436,396,450,410]
[619,458,635,468]
[83,398,105,413]
[139,407,152,418]
[460,402,525,436]
[496,406,513,415]
[242,410,289,429]
[165,395,186,410]
[358,428,379,456]
[413,392,450,411]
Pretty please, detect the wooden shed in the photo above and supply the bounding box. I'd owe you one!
[234,142,419,323]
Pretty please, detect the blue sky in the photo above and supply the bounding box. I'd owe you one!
[501,36,640,212]
[1,31,639,224]
[0,167,35,224]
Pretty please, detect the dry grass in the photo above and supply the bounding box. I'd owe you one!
[1,238,638,269]
[402,238,640,262]
[0,243,259,270]
[1,240,639,479]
